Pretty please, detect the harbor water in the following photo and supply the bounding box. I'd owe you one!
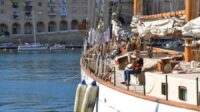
[0,49,82,112]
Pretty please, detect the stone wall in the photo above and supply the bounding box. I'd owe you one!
[0,31,87,44]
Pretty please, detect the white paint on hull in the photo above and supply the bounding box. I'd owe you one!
[81,68,198,112]
[18,47,48,51]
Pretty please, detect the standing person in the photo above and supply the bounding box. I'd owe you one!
[132,38,137,51]
[125,37,133,52]
[147,45,153,58]
[132,33,140,50]
[136,37,141,50]
[121,50,143,86]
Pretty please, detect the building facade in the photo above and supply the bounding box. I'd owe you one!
[0,0,88,37]
[119,0,133,25]
[143,0,185,15]
[96,0,185,27]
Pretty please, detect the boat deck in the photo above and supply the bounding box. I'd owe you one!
[88,49,200,94]
[85,50,186,94]
[83,47,200,107]
[112,60,200,93]
[111,62,145,94]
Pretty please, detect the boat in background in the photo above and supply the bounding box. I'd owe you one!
[49,44,65,51]
[152,37,183,48]
[0,42,17,49]
[162,41,183,48]
[18,43,48,51]
[18,8,48,51]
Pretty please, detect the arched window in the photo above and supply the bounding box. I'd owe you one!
[12,23,21,34]
[24,22,33,34]
[118,16,125,25]
[0,23,8,35]
[71,19,79,30]
[37,21,45,33]
[48,21,56,32]
[60,20,68,31]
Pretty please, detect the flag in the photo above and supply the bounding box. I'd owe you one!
[88,28,92,44]
[95,31,101,44]
[88,28,96,46]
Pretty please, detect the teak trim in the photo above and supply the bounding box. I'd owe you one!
[141,10,185,20]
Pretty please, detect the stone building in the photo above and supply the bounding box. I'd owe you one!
[0,0,88,37]
[96,0,185,26]
[143,0,185,15]
[118,0,186,24]
[1,0,192,38]
[87,0,133,29]
[119,0,133,25]
[116,0,198,25]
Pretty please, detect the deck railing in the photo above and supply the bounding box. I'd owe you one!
[82,48,200,106]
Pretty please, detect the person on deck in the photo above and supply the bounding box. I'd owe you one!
[125,37,134,52]
[121,50,143,86]
[132,38,138,51]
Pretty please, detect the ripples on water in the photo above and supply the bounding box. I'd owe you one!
[0,49,82,112]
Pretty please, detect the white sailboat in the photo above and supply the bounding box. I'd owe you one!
[18,9,48,51]
[75,0,200,112]
[49,44,66,51]
[18,43,48,51]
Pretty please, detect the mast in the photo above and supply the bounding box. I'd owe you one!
[88,0,95,28]
[184,0,199,62]
[103,0,109,31]
[185,0,199,22]
[134,0,143,16]
[32,7,37,43]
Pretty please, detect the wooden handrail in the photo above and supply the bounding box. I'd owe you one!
[141,10,185,20]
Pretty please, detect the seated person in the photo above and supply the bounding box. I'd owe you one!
[121,50,143,86]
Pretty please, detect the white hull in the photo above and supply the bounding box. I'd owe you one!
[18,43,48,51]
[81,67,198,112]
[18,46,48,51]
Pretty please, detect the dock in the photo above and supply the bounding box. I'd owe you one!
[0,44,83,50]
[65,45,83,48]
[0,46,18,49]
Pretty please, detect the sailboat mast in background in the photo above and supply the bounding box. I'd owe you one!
[32,8,37,43]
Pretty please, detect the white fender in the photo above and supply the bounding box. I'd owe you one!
[81,81,98,112]
[74,80,87,112]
